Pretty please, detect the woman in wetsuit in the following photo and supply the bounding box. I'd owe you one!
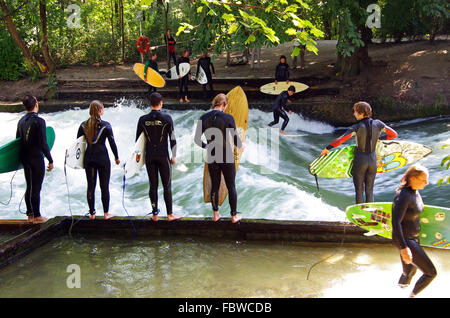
[194,93,244,223]
[77,100,120,220]
[392,164,436,297]
[320,101,398,203]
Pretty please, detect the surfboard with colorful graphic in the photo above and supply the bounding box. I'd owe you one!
[346,202,450,249]
[309,140,432,178]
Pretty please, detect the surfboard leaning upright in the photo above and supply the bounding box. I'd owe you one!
[202,86,249,205]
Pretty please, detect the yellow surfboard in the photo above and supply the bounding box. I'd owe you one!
[260,81,308,95]
[203,86,249,205]
[133,63,165,88]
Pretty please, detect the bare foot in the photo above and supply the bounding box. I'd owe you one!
[231,215,242,223]
[168,214,182,222]
[33,216,48,224]
[179,98,184,103]
[280,130,286,135]
[104,213,114,220]
[185,98,190,103]
[152,214,158,222]
[27,215,34,223]
[212,211,221,222]
[90,213,96,220]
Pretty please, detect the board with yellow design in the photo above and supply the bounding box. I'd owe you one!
[346,203,450,249]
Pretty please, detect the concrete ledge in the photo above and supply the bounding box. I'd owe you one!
[0,216,390,269]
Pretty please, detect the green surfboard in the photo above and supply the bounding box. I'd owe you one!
[346,202,450,249]
[309,140,432,178]
[0,126,56,174]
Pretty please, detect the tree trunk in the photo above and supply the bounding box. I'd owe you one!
[119,0,125,62]
[0,0,34,63]
[39,0,56,73]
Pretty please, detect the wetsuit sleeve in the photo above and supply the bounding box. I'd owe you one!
[195,60,200,78]
[16,124,19,138]
[106,125,119,160]
[275,64,280,81]
[194,119,207,149]
[229,117,242,148]
[176,59,180,76]
[392,191,409,249]
[282,92,290,112]
[144,60,150,78]
[286,64,290,80]
[325,126,356,150]
[379,122,398,140]
[168,117,177,157]
[136,118,144,142]
[210,59,215,74]
[39,119,53,164]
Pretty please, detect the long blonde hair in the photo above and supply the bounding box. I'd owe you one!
[397,164,429,191]
[83,100,104,144]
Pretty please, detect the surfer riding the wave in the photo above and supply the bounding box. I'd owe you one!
[268,85,295,135]
[320,101,398,203]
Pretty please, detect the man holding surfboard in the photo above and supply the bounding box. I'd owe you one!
[144,52,159,93]
[268,85,295,135]
[136,92,181,222]
[194,93,244,223]
[196,51,216,100]
[320,101,398,203]
[16,95,54,224]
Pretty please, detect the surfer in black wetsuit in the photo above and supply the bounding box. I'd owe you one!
[136,92,181,222]
[77,100,120,220]
[268,85,295,135]
[392,164,436,297]
[144,51,159,93]
[196,51,216,100]
[177,49,191,103]
[320,101,398,204]
[194,93,244,223]
[16,95,53,224]
[274,55,290,85]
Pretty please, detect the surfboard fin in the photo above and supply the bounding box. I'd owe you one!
[363,229,384,236]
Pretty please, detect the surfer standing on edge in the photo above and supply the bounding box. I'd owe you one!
[392,164,437,297]
[136,92,181,222]
[16,95,54,224]
[77,100,120,220]
[320,101,398,203]
[194,93,244,223]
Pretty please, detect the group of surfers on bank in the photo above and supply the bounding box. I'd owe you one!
[15,82,436,297]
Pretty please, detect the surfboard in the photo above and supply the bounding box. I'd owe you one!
[0,126,56,174]
[165,62,190,80]
[133,63,165,88]
[203,86,249,205]
[260,81,309,95]
[346,202,450,249]
[196,66,208,84]
[309,140,432,178]
[65,136,86,169]
[124,132,146,179]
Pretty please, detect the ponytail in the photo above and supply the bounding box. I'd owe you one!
[83,100,104,144]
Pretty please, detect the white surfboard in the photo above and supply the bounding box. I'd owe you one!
[260,81,309,95]
[124,132,146,179]
[65,136,86,169]
[166,62,190,80]
[196,66,208,84]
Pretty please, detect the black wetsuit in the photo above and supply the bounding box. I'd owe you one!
[325,118,397,203]
[194,110,242,215]
[275,62,290,82]
[268,91,290,131]
[136,110,177,215]
[16,112,53,218]
[392,186,437,295]
[144,59,159,92]
[177,56,190,100]
[77,120,119,215]
[196,56,215,99]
